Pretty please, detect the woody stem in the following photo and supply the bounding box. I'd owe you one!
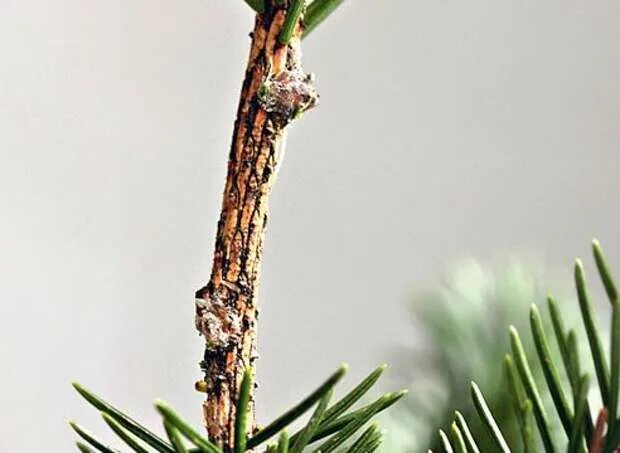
[194,2,316,450]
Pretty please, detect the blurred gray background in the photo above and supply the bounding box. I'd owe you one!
[1,1,620,451]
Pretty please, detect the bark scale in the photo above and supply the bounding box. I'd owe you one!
[195,2,317,450]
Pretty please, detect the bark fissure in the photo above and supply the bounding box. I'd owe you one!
[195,2,317,450]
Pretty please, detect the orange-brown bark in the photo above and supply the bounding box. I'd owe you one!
[195,2,316,450]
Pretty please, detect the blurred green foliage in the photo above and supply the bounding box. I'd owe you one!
[383,258,572,452]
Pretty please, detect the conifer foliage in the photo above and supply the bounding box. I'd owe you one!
[433,240,619,453]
